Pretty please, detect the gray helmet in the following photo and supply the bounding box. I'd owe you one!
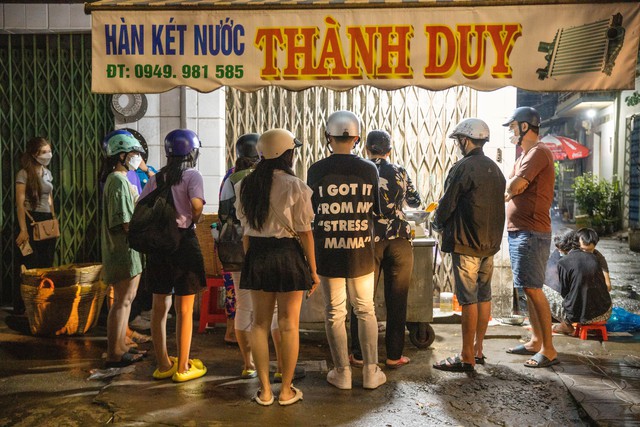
[366,130,392,154]
[449,118,490,141]
[502,107,541,127]
[235,133,260,159]
[325,110,361,138]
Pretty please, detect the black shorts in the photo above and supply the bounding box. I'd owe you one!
[240,236,312,293]
[147,228,206,296]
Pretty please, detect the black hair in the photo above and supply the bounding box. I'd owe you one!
[99,153,125,186]
[329,135,356,144]
[239,149,294,231]
[576,227,599,246]
[235,156,259,172]
[161,150,199,186]
[556,230,578,253]
[21,137,51,207]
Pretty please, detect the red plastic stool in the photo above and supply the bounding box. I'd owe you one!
[198,277,227,333]
[572,322,608,341]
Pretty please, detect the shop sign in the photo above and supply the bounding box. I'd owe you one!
[91,3,640,93]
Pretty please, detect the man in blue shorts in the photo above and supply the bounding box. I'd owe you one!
[504,107,559,368]
[431,118,506,372]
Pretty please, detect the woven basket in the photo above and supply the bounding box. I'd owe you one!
[22,263,103,288]
[20,278,108,336]
[195,213,223,277]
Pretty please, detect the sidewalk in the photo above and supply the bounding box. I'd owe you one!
[0,237,638,426]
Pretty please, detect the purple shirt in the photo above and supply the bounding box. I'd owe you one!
[140,168,206,229]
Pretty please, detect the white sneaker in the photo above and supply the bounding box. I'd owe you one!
[129,315,151,331]
[327,367,352,390]
[363,364,386,389]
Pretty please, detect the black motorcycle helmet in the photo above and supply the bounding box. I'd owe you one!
[235,133,260,160]
[502,106,541,127]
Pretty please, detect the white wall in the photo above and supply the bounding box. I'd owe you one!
[1,3,91,32]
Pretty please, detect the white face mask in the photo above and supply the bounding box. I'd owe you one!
[127,154,143,171]
[35,152,52,166]
[508,124,522,146]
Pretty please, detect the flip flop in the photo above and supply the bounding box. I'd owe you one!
[105,352,143,368]
[252,389,275,406]
[127,347,147,356]
[506,344,537,355]
[432,355,474,372]
[385,355,411,369]
[279,386,303,406]
[475,356,486,365]
[130,331,152,344]
[524,353,560,368]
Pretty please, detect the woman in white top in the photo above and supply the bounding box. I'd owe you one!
[15,137,57,313]
[236,129,319,406]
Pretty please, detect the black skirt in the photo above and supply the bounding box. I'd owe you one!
[146,227,206,296]
[240,236,312,292]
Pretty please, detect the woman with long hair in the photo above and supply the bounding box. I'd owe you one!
[15,137,57,313]
[101,130,146,367]
[237,129,319,406]
[141,129,208,382]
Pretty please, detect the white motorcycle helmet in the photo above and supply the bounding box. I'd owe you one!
[448,118,490,141]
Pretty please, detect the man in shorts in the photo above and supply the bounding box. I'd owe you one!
[504,106,559,368]
[307,110,386,390]
[431,118,506,372]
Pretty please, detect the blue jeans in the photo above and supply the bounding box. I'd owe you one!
[508,230,551,289]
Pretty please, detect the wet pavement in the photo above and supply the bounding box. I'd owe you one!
[0,236,639,426]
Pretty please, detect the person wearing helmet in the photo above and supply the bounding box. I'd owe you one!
[219,133,287,381]
[307,110,386,390]
[349,129,422,370]
[430,118,506,372]
[503,107,559,368]
[101,129,146,368]
[235,129,319,406]
[216,134,261,348]
[139,129,208,382]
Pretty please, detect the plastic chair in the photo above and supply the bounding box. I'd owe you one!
[573,321,608,341]
[197,277,227,333]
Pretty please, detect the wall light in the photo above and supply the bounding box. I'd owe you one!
[586,109,596,119]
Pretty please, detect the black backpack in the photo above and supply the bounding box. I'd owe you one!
[128,173,181,255]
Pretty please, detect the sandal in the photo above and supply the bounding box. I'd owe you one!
[252,389,274,406]
[278,386,303,406]
[130,331,152,344]
[172,360,208,382]
[385,355,411,369]
[432,355,474,372]
[153,356,178,380]
[349,354,364,368]
[105,352,143,368]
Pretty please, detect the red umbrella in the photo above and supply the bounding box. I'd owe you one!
[540,134,590,161]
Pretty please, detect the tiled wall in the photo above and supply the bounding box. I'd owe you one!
[117,89,227,212]
[1,3,91,32]
[2,3,227,212]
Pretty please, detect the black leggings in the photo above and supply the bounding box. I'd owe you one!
[350,238,413,361]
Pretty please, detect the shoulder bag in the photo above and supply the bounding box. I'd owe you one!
[26,211,60,241]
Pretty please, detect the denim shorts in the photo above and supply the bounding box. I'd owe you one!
[452,253,493,305]
[508,230,551,289]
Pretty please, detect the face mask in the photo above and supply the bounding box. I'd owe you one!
[456,138,467,158]
[127,154,143,171]
[35,152,52,166]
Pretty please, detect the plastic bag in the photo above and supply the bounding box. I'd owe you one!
[606,307,640,332]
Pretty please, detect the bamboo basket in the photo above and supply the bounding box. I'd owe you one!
[20,277,108,336]
[22,263,103,288]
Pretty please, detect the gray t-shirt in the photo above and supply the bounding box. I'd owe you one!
[16,168,53,212]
